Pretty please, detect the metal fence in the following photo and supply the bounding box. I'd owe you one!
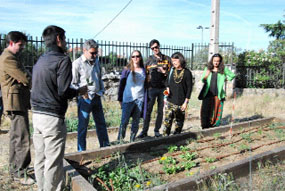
[235,64,285,88]
[0,34,234,73]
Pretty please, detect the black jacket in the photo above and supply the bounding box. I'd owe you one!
[31,46,77,118]
[166,68,193,106]
[145,53,171,89]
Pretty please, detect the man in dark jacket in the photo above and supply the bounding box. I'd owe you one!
[137,39,171,138]
[31,25,86,191]
[0,31,34,185]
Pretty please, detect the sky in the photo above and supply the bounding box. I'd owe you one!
[0,0,284,51]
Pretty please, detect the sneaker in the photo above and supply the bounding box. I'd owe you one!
[14,176,35,185]
[154,132,162,138]
[137,133,147,139]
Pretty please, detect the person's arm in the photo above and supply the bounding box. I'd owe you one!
[181,70,192,111]
[3,54,31,86]
[203,69,211,82]
[70,59,80,90]
[166,55,172,72]
[117,69,129,102]
[57,56,78,99]
[224,67,236,81]
[185,70,193,99]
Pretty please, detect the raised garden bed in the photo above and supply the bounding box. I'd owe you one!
[64,117,285,191]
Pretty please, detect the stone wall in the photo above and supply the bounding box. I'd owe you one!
[102,71,121,101]
[102,70,284,101]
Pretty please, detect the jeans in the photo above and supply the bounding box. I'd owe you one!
[77,96,110,151]
[33,113,66,191]
[141,88,164,135]
[118,99,143,142]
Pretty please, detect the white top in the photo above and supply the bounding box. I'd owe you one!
[71,55,104,99]
[123,69,145,103]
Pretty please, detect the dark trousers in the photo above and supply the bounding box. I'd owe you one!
[141,88,164,134]
[8,111,31,177]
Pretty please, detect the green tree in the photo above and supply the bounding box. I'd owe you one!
[260,19,285,40]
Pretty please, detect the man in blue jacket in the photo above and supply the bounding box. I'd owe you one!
[31,25,86,191]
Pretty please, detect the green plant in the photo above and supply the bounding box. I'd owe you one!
[274,128,285,140]
[159,156,181,174]
[230,143,236,148]
[213,133,222,139]
[180,152,198,161]
[239,143,251,152]
[159,156,177,165]
[260,19,285,40]
[91,155,163,191]
[162,164,181,174]
[181,161,197,170]
[179,145,190,152]
[65,117,78,132]
[168,145,178,153]
[257,129,263,135]
[240,133,253,143]
[205,157,217,163]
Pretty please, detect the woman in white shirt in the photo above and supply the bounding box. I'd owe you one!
[117,50,147,142]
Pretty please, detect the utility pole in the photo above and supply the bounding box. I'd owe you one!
[208,0,220,60]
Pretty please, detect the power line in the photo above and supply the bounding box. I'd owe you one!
[93,0,133,39]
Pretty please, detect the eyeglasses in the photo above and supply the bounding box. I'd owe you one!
[132,55,140,58]
[151,46,159,50]
[89,51,98,55]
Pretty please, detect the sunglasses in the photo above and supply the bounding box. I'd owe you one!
[151,46,159,50]
[132,55,141,58]
[89,51,98,55]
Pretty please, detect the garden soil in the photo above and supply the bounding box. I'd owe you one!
[0,116,200,190]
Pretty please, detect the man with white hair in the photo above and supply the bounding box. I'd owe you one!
[71,39,110,151]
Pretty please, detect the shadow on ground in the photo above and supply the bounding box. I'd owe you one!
[221,114,264,126]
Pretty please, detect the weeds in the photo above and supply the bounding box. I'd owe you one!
[213,133,222,139]
[238,143,251,152]
[240,132,253,143]
[197,172,239,191]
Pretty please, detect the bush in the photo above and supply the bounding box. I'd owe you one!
[235,40,285,88]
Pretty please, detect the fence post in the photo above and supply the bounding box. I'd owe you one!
[191,43,194,70]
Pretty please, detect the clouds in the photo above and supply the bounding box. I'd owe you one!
[0,0,283,50]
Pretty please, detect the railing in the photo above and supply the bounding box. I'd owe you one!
[235,64,285,88]
[0,34,234,73]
